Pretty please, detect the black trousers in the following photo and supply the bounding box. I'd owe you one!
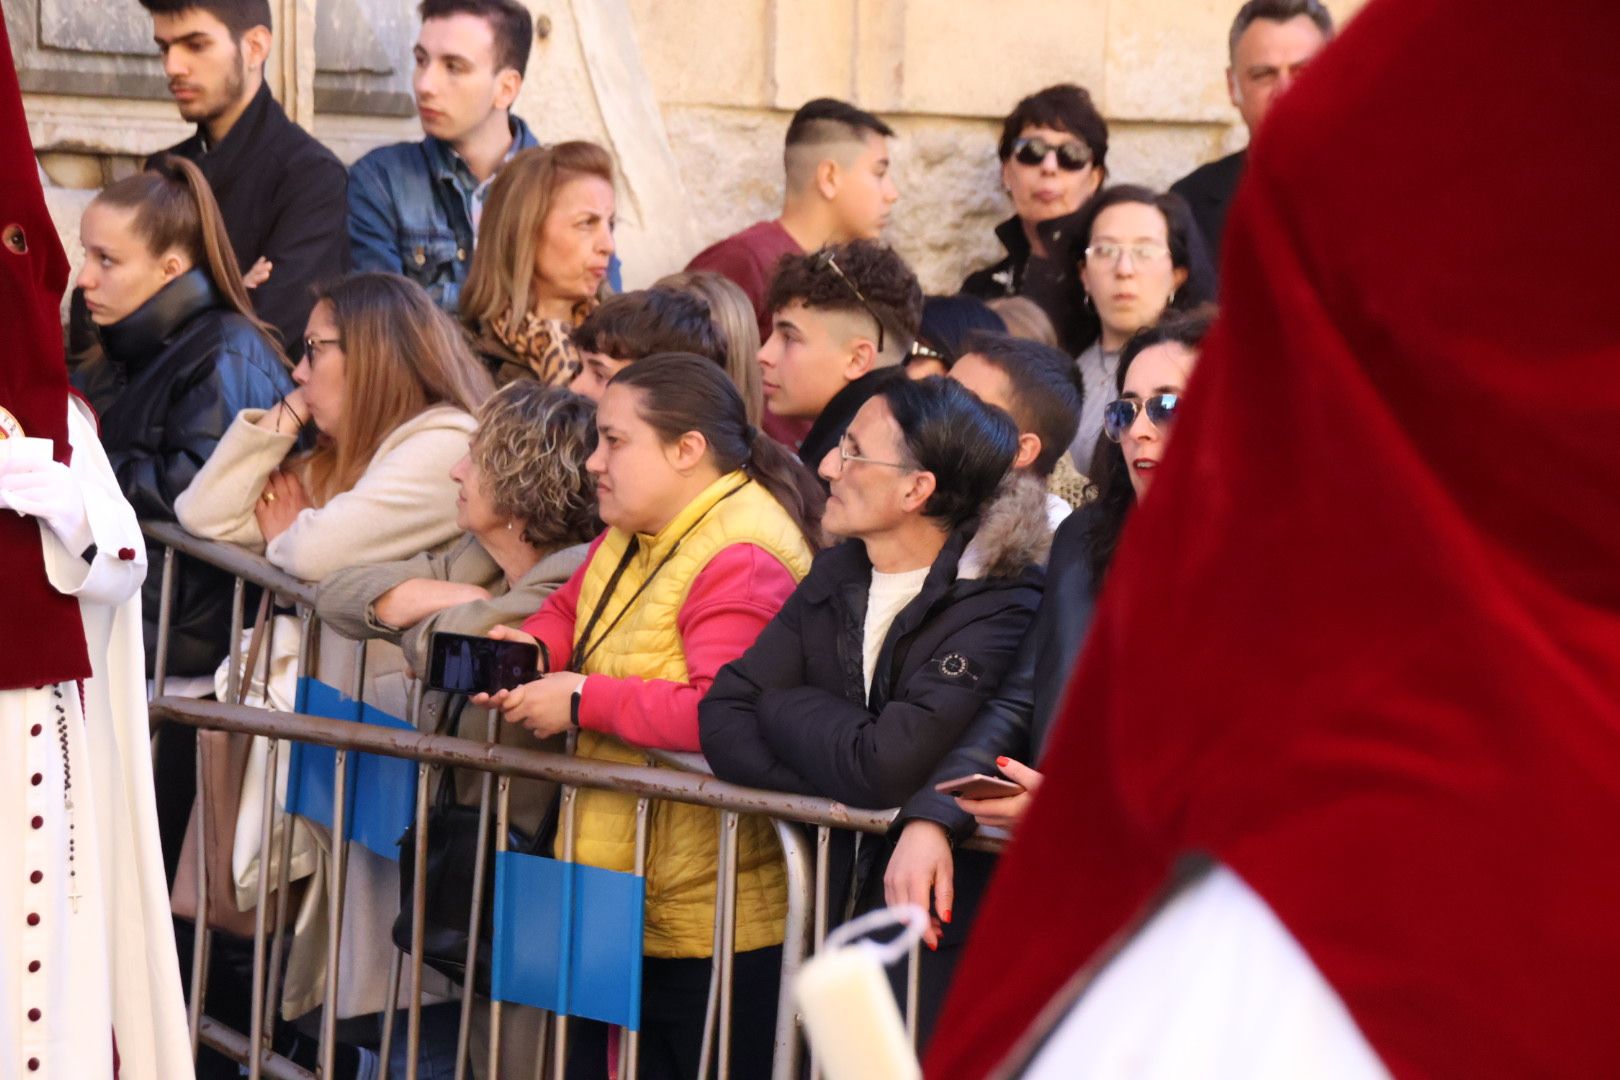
[565,945,782,1080]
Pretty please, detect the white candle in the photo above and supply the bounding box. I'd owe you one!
[796,943,921,1080]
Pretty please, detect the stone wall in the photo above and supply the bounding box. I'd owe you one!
[18,0,1366,304]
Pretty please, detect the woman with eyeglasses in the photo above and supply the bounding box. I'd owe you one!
[882,309,1214,1041]
[961,84,1109,354]
[701,375,1050,1047]
[1069,184,1215,471]
[177,272,493,580]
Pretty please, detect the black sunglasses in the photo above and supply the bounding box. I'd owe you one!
[1103,393,1181,441]
[1011,135,1093,172]
[812,249,887,353]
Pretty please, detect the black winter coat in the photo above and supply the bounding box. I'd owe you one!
[702,539,1043,813]
[960,209,1093,355]
[73,269,294,676]
[154,82,350,358]
[898,503,1101,839]
[1170,149,1246,274]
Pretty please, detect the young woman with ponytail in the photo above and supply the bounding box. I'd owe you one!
[72,152,294,683]
[472,352,822,1080]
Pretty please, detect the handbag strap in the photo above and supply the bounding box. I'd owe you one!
[235,590,273,705]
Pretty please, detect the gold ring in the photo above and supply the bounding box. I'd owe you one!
[262,490,277,504]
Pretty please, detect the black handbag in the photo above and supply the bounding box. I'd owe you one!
[392,695,558,994]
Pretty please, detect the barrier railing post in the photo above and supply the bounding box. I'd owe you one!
[770,821,812,1080]
[188,726,211,1059]
[809,825,831,1080]
[246,603,281,1080]
[378,949,403,1080]
[224,576,246,704]
[549,733,579,1080]
[717,812,741,1080]
[906,939,922,1050]
[453,706,498,1080]
[153,545,176,696]
[487,774,513,1079]
[262,607,314,1043]
[406,760,430,1080]
[317,746,350,1079]
[619,796,651,1079]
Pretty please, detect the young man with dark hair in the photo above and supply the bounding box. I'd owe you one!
[348,0,553,313]
[137,0,350,357]
[688,97,900,448]
[949,331,1081,505]
[757,239,923,469]
[568,288,728,401]
[1171,0,1335,265]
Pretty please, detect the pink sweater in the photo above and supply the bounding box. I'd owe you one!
[522,540,798,752]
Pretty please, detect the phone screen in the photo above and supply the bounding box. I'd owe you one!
[427,632,540,695]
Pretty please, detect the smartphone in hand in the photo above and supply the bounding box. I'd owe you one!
[933,773,1026,799]
[426,631,540,695]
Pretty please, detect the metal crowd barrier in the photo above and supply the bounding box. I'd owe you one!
[141,521,1004,1080]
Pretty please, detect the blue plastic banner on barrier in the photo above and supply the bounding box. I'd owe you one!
[490,851,644,1029]
[286,678,418,860]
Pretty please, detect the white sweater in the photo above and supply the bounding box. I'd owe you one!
[175,404,476,582]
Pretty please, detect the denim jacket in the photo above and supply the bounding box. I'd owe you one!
[347,116,538,313]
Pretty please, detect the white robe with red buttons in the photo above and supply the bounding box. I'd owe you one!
[0,399,193,1080]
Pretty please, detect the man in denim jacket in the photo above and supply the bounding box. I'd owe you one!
[348,0,541,313]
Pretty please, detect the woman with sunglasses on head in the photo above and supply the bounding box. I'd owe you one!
[1068,184,1215,471]
[885,309,1215,994]
[962,84,1109,354]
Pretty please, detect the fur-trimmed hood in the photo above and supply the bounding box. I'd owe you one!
[958,471,1061,581]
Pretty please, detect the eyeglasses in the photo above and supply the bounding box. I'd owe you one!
[1084,242,1171,266]
[1103,393,1181,442]
[303,336,342,357]
[834,433,912,471]
[1011,136,1093,172]
[812,249,887,353]
[907,340,948,365]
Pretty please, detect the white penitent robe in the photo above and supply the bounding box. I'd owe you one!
[1020,865,1390,1080]
[0,399,193,1080]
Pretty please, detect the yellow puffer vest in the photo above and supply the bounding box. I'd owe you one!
[568,472,813,958]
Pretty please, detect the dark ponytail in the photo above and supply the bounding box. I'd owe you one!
[612,354,825,550]
[92,154,287,365]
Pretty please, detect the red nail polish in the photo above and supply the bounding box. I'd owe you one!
[942,909,952,924]
[926,938,938,952]
[996,756,1010,768]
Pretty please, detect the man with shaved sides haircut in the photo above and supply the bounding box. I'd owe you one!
[689,97,900,444]
[127,0,349,359]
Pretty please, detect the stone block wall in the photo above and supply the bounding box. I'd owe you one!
[18,0,1366,306]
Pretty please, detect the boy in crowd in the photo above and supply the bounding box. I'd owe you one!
[757,240,923,470]
[348,0,541,312]
[568,288,728,401]
[689,98,900,445]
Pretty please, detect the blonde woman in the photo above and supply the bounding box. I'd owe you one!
[657,269,765,427]
[460,141,617,386]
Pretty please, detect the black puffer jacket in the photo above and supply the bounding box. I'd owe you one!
[73,269,294,676]
[700,476,1051,809]
[898,502,1101,839]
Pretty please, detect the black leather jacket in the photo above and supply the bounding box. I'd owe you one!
[73,269,294,676]
[898,503,1101,840]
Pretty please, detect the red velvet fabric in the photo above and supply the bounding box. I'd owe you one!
[0,17,90,690]
[926,2,1620,1077]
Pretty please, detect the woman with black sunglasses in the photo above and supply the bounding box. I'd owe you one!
[961,84,1109,354]
[883,308,1216,1023]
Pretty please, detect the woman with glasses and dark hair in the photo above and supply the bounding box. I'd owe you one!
[962,84,1110,354]
[1068,184,1216,470]
[882,307,1215,1047]
[701,375,1051,1046]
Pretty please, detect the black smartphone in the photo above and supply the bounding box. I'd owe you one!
[426,631,541,695]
